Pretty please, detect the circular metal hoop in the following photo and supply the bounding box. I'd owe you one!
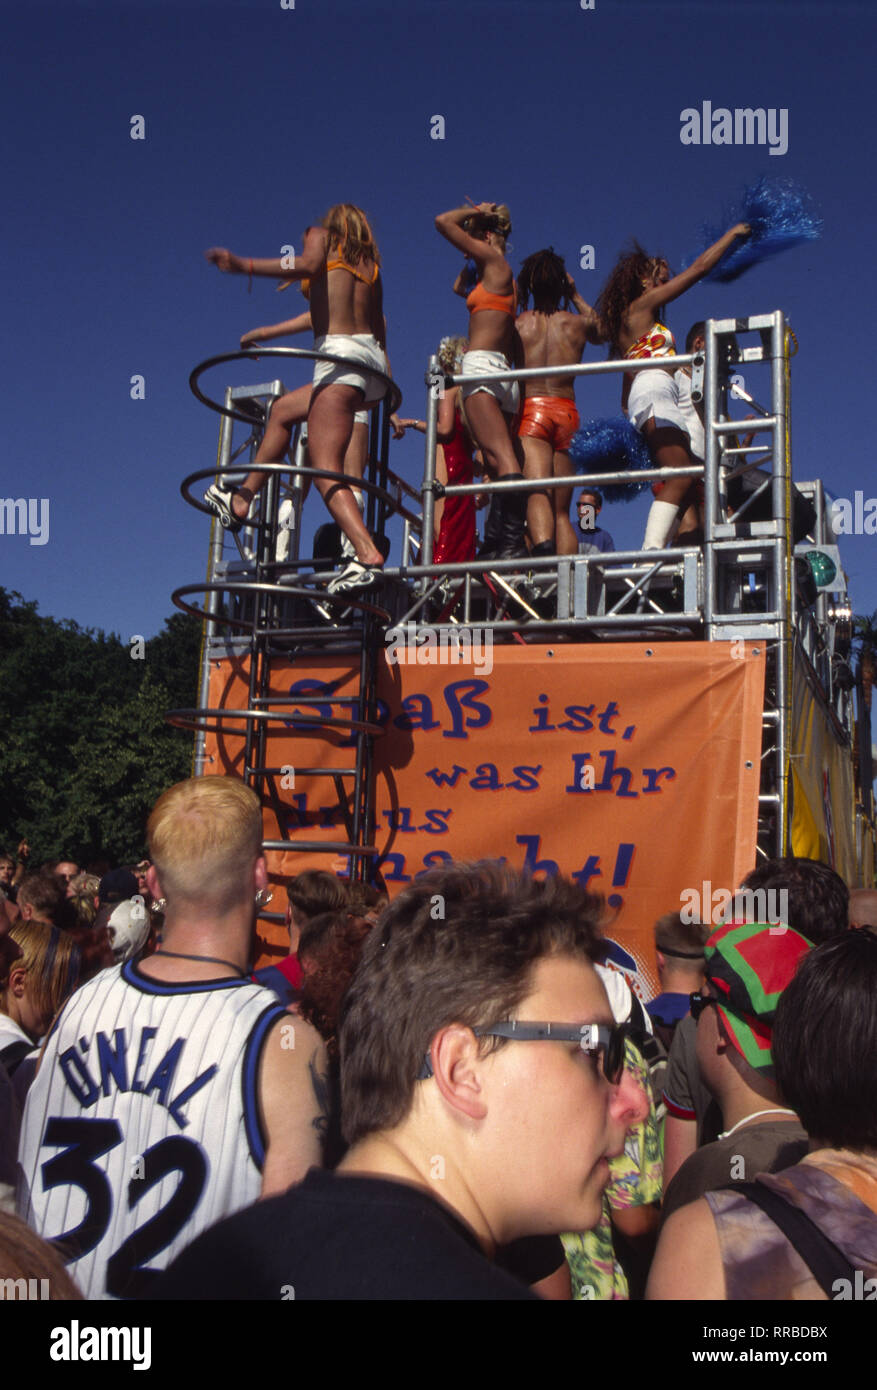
[171,578,392,631]
[189,346,401,426]
[166,706,385,738]
[180,460,399,525]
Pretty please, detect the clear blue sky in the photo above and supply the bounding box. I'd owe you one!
[2,0,874,639]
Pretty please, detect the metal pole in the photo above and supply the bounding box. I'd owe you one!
[421,355,441,569]
[193,388,235,777]
[772,310,791,856]
[703,321,720,636]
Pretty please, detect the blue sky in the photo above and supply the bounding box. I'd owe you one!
[1,0,874,640]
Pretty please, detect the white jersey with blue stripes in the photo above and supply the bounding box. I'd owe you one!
[17,959,286,1299]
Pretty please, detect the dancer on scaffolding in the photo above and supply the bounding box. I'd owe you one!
[435,201,527,559]
[515,248,604,557]
[595,221,750,550]
[205,203,391,595]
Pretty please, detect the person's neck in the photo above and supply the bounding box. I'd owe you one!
[339,1131,497,1255]
[141,911,251,978]
[719,1078,796,1134]
[659,969,702,997]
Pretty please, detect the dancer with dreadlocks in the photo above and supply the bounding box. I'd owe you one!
[435,201,526,559]
[596,222,749,549]
[516,248,604,556]
[206,204,391,595]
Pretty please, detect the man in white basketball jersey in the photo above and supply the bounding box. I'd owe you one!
[17,776,328,1299]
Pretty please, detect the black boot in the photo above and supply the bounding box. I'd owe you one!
[495,487,528,560]
[477,494,504,559]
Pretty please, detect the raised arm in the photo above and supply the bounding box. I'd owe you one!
[435,203,503,273]
[566,272,606,345]
[240,311,313,348]
[636,222,751,318]
[206,226,329,284]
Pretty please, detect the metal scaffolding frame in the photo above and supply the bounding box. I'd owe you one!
[171,318,858,884]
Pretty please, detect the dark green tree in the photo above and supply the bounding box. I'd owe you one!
[0,589,201,866]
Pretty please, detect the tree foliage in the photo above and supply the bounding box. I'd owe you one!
[0,590,201,865]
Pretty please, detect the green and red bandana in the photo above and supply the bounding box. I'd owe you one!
[704,920,814,1077]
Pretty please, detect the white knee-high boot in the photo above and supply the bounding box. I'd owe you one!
[642,499,681,550]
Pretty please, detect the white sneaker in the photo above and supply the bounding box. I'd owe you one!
[326,561,381,596]
[204,483,245,533]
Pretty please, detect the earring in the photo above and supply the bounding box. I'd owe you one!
[254,888,274,907]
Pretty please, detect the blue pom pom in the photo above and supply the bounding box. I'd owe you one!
[688,177,822,284]
[569,417,654,503]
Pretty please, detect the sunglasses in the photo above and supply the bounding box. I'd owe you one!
[417,1020,626,1084]
[689,991,719,1023]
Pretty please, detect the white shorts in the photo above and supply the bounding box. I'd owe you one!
[312,334,388,405]
[627,366,704,461]
[460,349,520,415]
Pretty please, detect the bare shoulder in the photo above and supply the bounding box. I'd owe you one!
[646,1198,726,1300]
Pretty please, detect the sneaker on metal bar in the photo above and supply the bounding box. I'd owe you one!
[204,482,246,533]
[326,560,381,596]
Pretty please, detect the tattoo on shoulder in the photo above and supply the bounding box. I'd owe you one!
[308,1053,331,1143]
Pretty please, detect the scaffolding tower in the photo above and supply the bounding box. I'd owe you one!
[170,316,870,920]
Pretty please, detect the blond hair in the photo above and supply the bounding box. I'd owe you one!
[0,921,80,1027]
[322,203,381,270]
[462,203,512,242]
[437,335,468,375]
[147,776,262,908]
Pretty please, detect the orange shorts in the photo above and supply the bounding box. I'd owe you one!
[518,396,580,452]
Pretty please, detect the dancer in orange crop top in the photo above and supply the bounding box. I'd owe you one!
[435,201,526,559]
[205,203,391,595]
[466,280,517,317]
[596,222,750,550]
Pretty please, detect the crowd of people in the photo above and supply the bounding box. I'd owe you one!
[202,201,752,593]
[1,779,875,1301]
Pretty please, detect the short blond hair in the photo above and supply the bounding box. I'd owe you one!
[147,777,262,907]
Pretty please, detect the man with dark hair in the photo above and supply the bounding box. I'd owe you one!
[253,869,349,1004]
[153,862,644,1300]
[649,931,877,1298]
[659,921,811,1222]
[16,873,69,930]
[738,856,849,944]
[662,856,850,1188]
[576,489,615,556]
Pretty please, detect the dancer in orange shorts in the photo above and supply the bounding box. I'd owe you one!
[515,249,604,555]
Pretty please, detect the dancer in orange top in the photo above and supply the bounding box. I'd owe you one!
[435,201,526,559]
[596,222,749,549]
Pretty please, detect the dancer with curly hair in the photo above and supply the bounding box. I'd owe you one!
[206,203,391,595]
[596,222,750,549]
[516,248,604,555]
[435,201,526,559]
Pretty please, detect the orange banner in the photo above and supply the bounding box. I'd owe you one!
[206,641,765,999]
